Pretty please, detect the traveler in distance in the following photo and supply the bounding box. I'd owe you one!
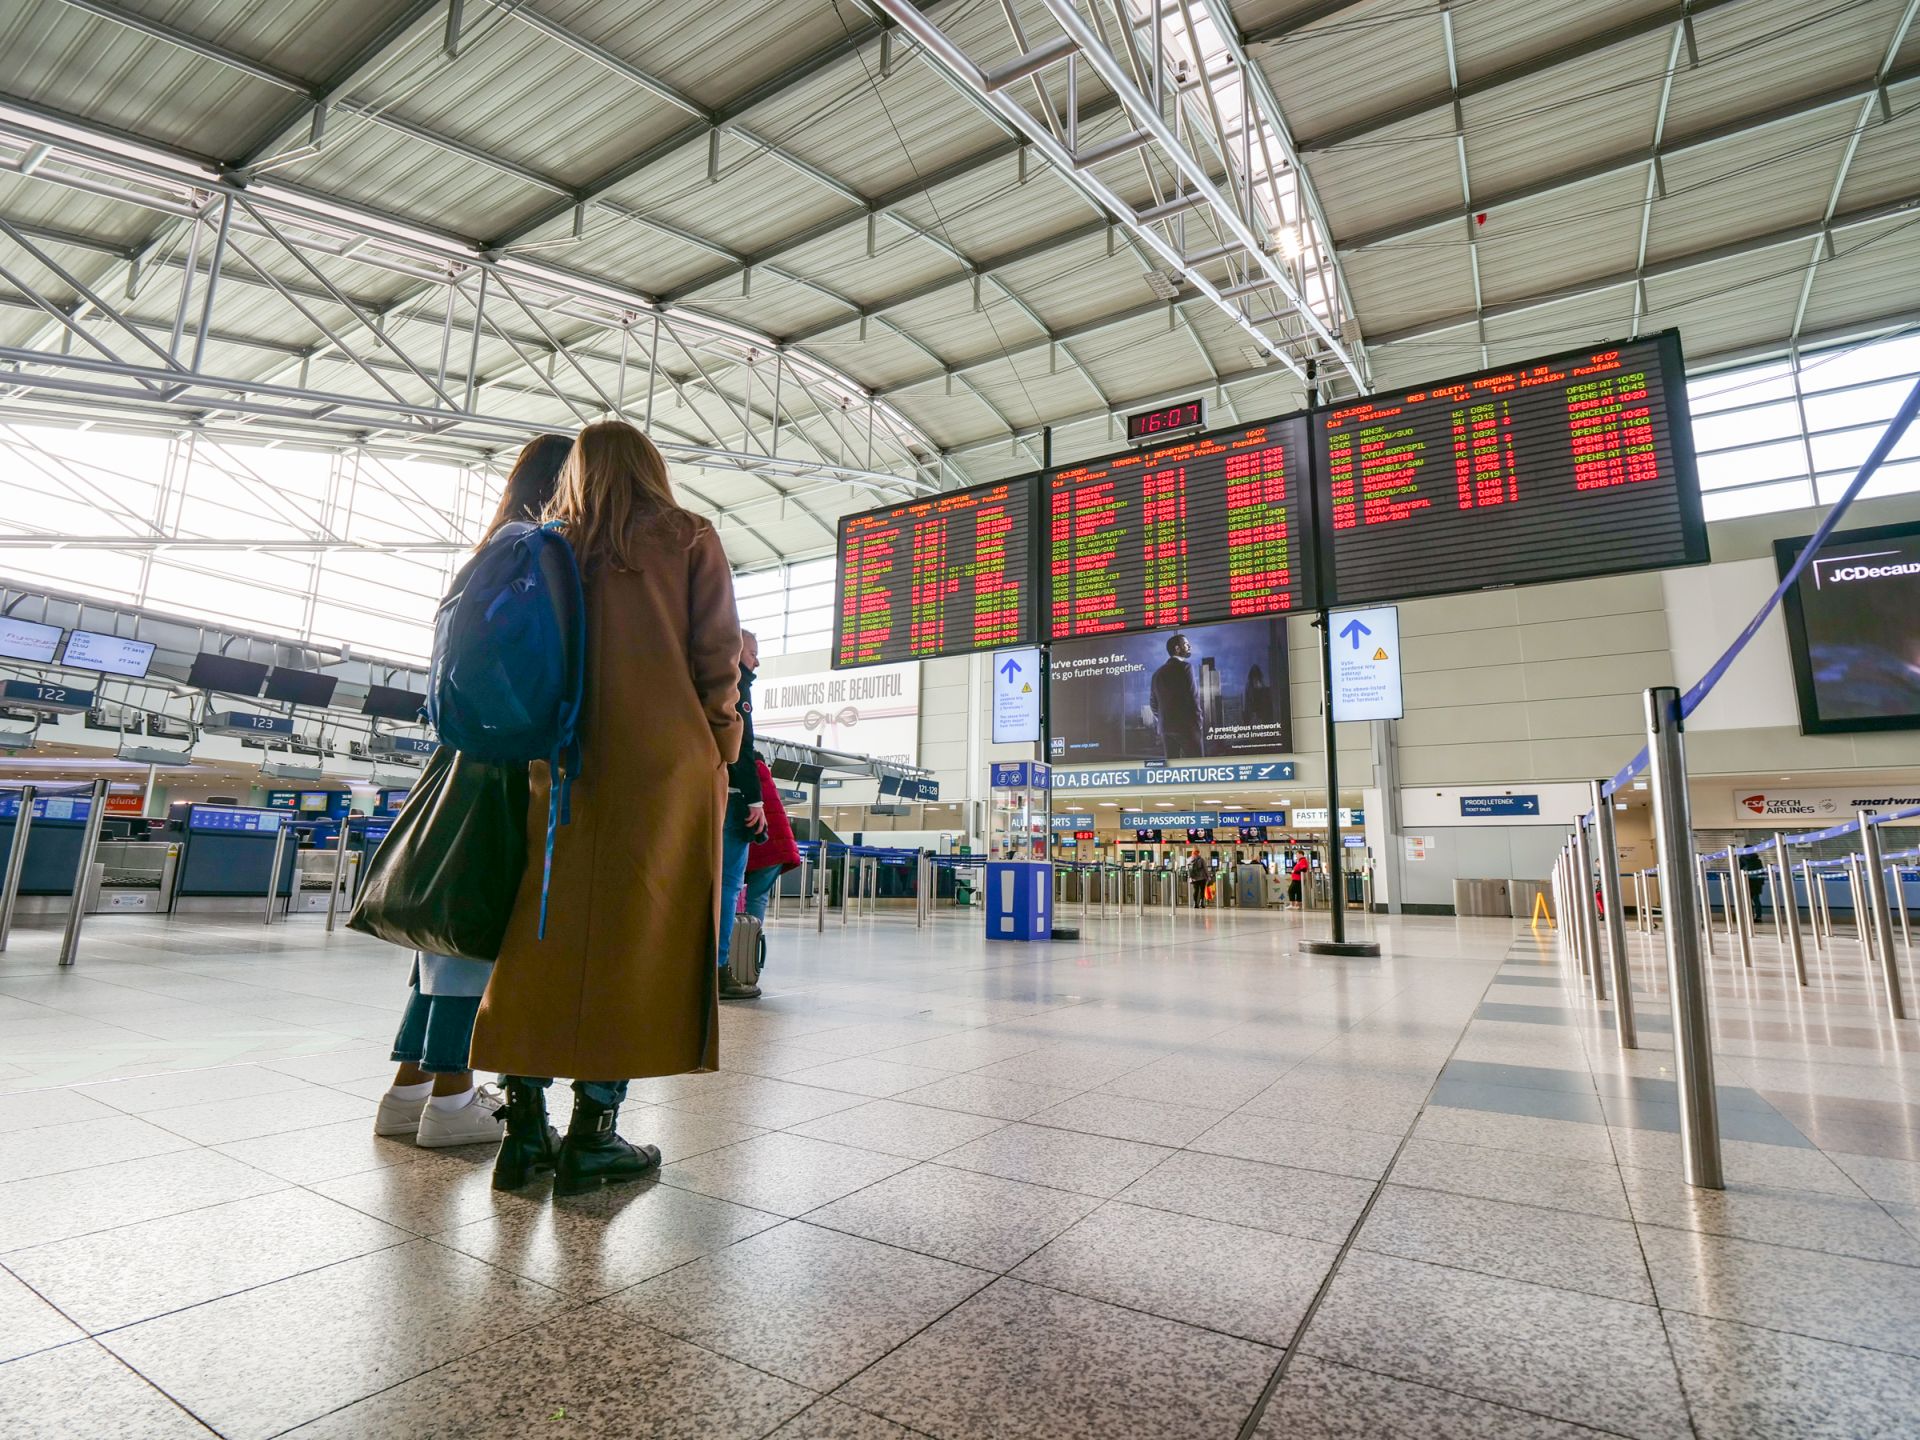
[374,433,573,1150]
[471,419,745,1197]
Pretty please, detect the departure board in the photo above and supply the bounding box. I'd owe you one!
[1048,414,1313,641]
[1318,332,1704,604]
[832,476,1037,668]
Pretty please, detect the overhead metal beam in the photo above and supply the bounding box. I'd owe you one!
[486,7,913,247]
[1788,0,1920,341]
[1340,59,1920,252]
[0,100,940,474]
[1293,0,1749,154]
[235,0,447,170]
[1364,189,1920,347]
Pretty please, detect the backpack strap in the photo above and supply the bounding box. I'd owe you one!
[534,520,588,942]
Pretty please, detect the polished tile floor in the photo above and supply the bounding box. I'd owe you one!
[1,899,1917,1438]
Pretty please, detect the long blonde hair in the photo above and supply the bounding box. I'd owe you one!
[542,420,695,570]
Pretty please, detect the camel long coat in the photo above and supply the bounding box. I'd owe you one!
[471,514,741,1081]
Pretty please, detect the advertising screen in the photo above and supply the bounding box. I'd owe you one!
[1317,331,1705,604]
[1776,520,1920,734]
[1049,617,1290,763]
[833,476,1037,668]
[0,617,62,664]
[64,630,156,678]
[1049,413,1313,641]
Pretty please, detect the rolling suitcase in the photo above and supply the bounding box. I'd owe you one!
[728,912,765,991]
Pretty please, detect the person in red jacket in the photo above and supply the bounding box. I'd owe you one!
[740,759,802,962]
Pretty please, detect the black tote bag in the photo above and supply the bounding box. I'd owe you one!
[348,745,530,962]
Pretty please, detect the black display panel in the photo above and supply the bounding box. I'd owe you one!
[362,684,427,722]
[1049,616,1290,763]
[1049,414,1314,641]
[187,652,268,695]
[1775,520,1920,735]
[833,475,1037,668]
[263,667,339,707]
[1316,331,1705,604]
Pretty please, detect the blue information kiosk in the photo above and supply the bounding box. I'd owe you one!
[986,761,1051,942]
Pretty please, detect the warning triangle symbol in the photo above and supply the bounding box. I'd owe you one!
[1372,647,1389,661]
[1020,682,1032,693]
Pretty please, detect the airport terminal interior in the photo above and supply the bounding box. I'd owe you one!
[1,0,1919,1436]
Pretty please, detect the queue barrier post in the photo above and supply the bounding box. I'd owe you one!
[0,783,34,953]
[1768,859,1787,945]
[1773,834,1807,987]
[1857,814,1907,1020]
[1729,853,1755,969]
[57,779,110,968]
[1693,854,1715,959]
[262,816,291,928]
[1643,686,1722,1190]
[1894,861,1912,950]
[1574,820,1606,998]
[324,818,354,933]
[1591,782,1635,1047]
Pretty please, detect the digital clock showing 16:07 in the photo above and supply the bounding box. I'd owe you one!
[1126,399,1205,443]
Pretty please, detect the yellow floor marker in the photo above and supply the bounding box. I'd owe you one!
[1531,889,1555,929]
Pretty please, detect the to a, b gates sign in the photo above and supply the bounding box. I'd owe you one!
[1053,761,1297,791]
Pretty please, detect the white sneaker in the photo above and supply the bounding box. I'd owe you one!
[375,1091,429,1137]
[415,1083,508,1148]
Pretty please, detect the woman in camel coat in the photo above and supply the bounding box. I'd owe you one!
[471,419,742,1196]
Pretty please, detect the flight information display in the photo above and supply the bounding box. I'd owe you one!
[1317,332,1704,604]
[1048,414,1313,641]
[832,476,1037,668]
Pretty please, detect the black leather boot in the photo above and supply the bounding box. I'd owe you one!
[554,1090,660,1197]
[491,1077,559,1191]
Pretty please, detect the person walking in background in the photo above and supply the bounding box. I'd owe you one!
[1288,852,1310,905]
[1187,849,1211,908]
[716,629,767,999]
[741,755,801,948]
[375,432,572,1150]
[471,420,742,1196]
[1151,633,1207,759]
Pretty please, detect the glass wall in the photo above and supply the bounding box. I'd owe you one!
[736,557,834,660]
[1687,329,1920,520]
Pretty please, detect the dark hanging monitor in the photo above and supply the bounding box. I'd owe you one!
[362,685,428,722]
[187,653,268,696]
[263,668,339,707]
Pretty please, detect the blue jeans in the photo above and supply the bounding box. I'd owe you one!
[389,988,480,1075]
[716,819,751,972]
[744,866,780,923]
[503,1076,628,1108]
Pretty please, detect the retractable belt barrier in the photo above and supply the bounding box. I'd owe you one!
[1554,376,1920,1193]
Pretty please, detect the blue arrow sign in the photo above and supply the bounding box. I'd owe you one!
[1460,794,1541,818]
[998,657,1022,682]
[1338,618,1371,650]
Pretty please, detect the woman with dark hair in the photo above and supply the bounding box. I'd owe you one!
[374,431,575,1149]
[472,419,743,1196]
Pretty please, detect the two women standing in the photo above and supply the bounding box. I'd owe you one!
[467,420,746,1195]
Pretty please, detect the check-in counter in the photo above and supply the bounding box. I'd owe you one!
[172,804,299,914]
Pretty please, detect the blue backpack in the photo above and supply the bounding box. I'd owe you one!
[428,520,585,937]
